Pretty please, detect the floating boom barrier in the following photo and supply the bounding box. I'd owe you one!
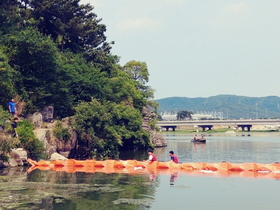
[27,159,280,179]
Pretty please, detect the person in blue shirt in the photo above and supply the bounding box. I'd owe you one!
[8,98,17,116]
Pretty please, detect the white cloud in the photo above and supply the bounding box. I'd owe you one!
[117,17,161,31]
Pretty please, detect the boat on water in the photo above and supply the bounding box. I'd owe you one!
[191,138,206,143]
[191,134,206,143]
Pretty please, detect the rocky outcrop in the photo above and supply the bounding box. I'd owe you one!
[33,118,77,159]
[55,118,77,158]
[142,106,167,147]
[29,107,166,161]
[27,112,43,128]
[26,106,54,129]
[8,148,28,167]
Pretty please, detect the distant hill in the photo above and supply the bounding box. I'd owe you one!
[156,95,280,119]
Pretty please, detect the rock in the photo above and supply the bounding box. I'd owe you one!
[27,112,43,128]
[55,118,77,158]
[0,160,8,168]
[141,106,167,147]
[33,128,56,155]
[33,118,77,159]
[40,106,54,122]
[8,158,18,167]
[8,148,28,166]
[50,152,68,161]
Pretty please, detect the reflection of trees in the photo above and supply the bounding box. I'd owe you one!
[2,169,157,209]
[119,150,148,160]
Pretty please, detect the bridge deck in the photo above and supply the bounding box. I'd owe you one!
[157,119,280,126]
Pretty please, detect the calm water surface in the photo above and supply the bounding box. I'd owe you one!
[1,133,280,210]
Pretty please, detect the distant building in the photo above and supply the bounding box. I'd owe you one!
[160,112,177,121]
[160,110,223,121]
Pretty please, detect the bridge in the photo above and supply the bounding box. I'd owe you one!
[157,119,280,132]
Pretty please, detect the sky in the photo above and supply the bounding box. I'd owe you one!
[80,0,280,100]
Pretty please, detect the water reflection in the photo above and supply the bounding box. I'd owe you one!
[169,172,178,185]
[1,133,280,210]
[0,168,157,210]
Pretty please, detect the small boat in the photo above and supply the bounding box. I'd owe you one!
[191,138,206,143]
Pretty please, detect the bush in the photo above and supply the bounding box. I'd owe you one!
[0,133,19,161]
[0,106,11,127]
[53,120,71,142]
[16,120,45,160]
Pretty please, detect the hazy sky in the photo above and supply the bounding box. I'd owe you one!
[80,0,280,99]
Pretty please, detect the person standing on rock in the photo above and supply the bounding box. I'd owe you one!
[8,98,17,116]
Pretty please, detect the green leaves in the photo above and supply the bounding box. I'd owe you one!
[73,99,150,159]
[16,120,45,160]
[0,50,17,106]
[123,60,149,85]
[177,110,193,120]
[31,0,108,52]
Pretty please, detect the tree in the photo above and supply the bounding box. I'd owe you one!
[2,28,61,113]
[122,60,156,106]
[73,99,150,159]
[0,50,17,107]
[177,110,193,120]
[0,0,21,34]
[30,0,109,53]
[123,60,149,85]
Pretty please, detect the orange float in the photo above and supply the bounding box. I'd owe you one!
[27,159,280,179]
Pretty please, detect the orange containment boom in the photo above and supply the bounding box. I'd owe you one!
[27,159,280,179]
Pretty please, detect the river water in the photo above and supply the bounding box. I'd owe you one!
[1,133,280,210]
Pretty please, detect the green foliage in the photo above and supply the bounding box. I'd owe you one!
[16,120,45,160]
[0,0,22,34]
[73,99,150,159]
[30,0,109,52]
[123,60,149,84]
[177,110,193,120]
[148,118,158,131]
[53,121,71,142]
[2,28,60,113]
[0,50,17,107]
[0,106,20,160]
[0,106,11,127]
[0,134,20,161]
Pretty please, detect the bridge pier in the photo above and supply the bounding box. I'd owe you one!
[198,125,213,132]
[161,126,177,131]
[237,125,252,132]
